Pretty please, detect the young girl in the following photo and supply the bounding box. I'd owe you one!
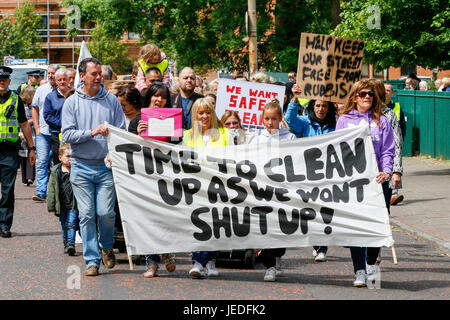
[135,44,170,93]
[251,99,296,282]
[220,111,255,145]
[184,98,229,278]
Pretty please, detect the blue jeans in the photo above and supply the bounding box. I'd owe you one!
[0,149,20,230]
[60,209,79,245]
[70,160,116,268]
[35,134,52,197]
[192,251,220,267]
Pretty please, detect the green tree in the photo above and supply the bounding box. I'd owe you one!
[85,25,133,74]
[334,0,450,71]
[62,0,340,73]
[0,1,43,59]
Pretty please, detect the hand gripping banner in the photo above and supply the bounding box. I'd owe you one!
[106,124,393,255]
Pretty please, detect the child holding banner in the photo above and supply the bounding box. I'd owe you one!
[336,79,395,287]
[184,98,230,278]
[250,99,295,282]
[285,98,337,262]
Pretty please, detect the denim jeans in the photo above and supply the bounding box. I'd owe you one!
[70,159,116,268]
[60,209,79,245]
[35,134,52,197]
[192,251,220,267]
[0,149,20,231]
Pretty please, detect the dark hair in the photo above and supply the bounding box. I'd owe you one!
[205,93,216,101]
[78,57,101,74]
[144,82,172,108]
[117,84,143,110]
[274,81,292,113]
[145,67,162,78]
[306,100,336,129]
[407,73,420,82]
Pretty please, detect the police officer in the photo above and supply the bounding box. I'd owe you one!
[16,70,40,96]
[0,66,36,238]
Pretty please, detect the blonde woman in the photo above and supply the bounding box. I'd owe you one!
[183,98,230,278]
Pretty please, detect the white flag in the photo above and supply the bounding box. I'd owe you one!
[74,41,92,88]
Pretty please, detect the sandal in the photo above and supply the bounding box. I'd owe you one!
[161,253,176,272]
[143,262,158,278]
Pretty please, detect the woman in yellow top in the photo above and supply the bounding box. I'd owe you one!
[183,98,229,278]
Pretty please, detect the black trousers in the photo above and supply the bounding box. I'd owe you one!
[349,181,392,273]
[262,248,286,268]
[0,150,20,231]
[50,134,60,166]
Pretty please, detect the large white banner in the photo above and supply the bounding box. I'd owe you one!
[215,79,286,132]
[107,124,393,255]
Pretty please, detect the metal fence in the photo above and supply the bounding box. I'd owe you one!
[396,90,450,159]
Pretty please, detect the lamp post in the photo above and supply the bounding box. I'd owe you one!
[248,0,257,76]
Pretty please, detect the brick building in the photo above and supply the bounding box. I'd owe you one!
[0,0,140,69]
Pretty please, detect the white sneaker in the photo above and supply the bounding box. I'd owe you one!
[353,270,367,287]
[366,264,380,285]
[206,260,219,277]
[314,252,327,262]
[264,267,277,282]
[275,257,283,276]
[189,261,207,279]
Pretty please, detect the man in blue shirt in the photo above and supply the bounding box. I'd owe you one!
[43,68,71,166]
[171,67,203,129]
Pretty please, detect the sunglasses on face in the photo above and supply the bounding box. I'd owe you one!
[357,91,375,98]
[224,121,239,127]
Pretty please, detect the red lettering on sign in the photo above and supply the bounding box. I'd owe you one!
[259,114,264,125]
[258,99,267,111]
[250,113,258,125]
[249,97,257,110]
[239,97,247,109]
[249,89,258,97]
[229,95,237,108]
[226,85,242,94]
[243,112,251,124]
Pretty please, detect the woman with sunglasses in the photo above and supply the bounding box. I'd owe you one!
[336,79,395,287]
[128,82,172,138]
[127,82,176,278]
[220,111,255,145]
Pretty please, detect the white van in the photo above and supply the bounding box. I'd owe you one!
[7,59,48,92]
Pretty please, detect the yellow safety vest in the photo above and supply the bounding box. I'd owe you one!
[183,127,229,147]
[393,102,401,121]
[0,91,20,143]
[137,58,169,78]
[20,83,38,94]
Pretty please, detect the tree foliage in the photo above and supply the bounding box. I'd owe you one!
[334,0,450,71]
[85,25,134,74]
[0,1,43,59]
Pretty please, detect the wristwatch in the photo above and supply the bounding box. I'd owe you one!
[29,146,36,151]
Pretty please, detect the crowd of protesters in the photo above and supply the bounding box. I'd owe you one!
[3,40,446,287]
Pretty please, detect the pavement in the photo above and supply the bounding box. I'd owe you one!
[389,156,450,255]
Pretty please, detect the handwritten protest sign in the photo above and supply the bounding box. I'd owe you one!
[216,79,285,131]
[296,33,364,104]
[106,124,393,255]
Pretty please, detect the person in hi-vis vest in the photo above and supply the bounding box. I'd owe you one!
[0,66,36,238]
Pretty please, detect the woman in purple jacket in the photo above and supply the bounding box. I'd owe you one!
[336,79,395,288]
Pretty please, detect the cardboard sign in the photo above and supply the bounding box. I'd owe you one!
[215,79,286,131]
[296,33,364,104]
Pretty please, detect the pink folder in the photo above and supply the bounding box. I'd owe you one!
[140,108,183,141]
